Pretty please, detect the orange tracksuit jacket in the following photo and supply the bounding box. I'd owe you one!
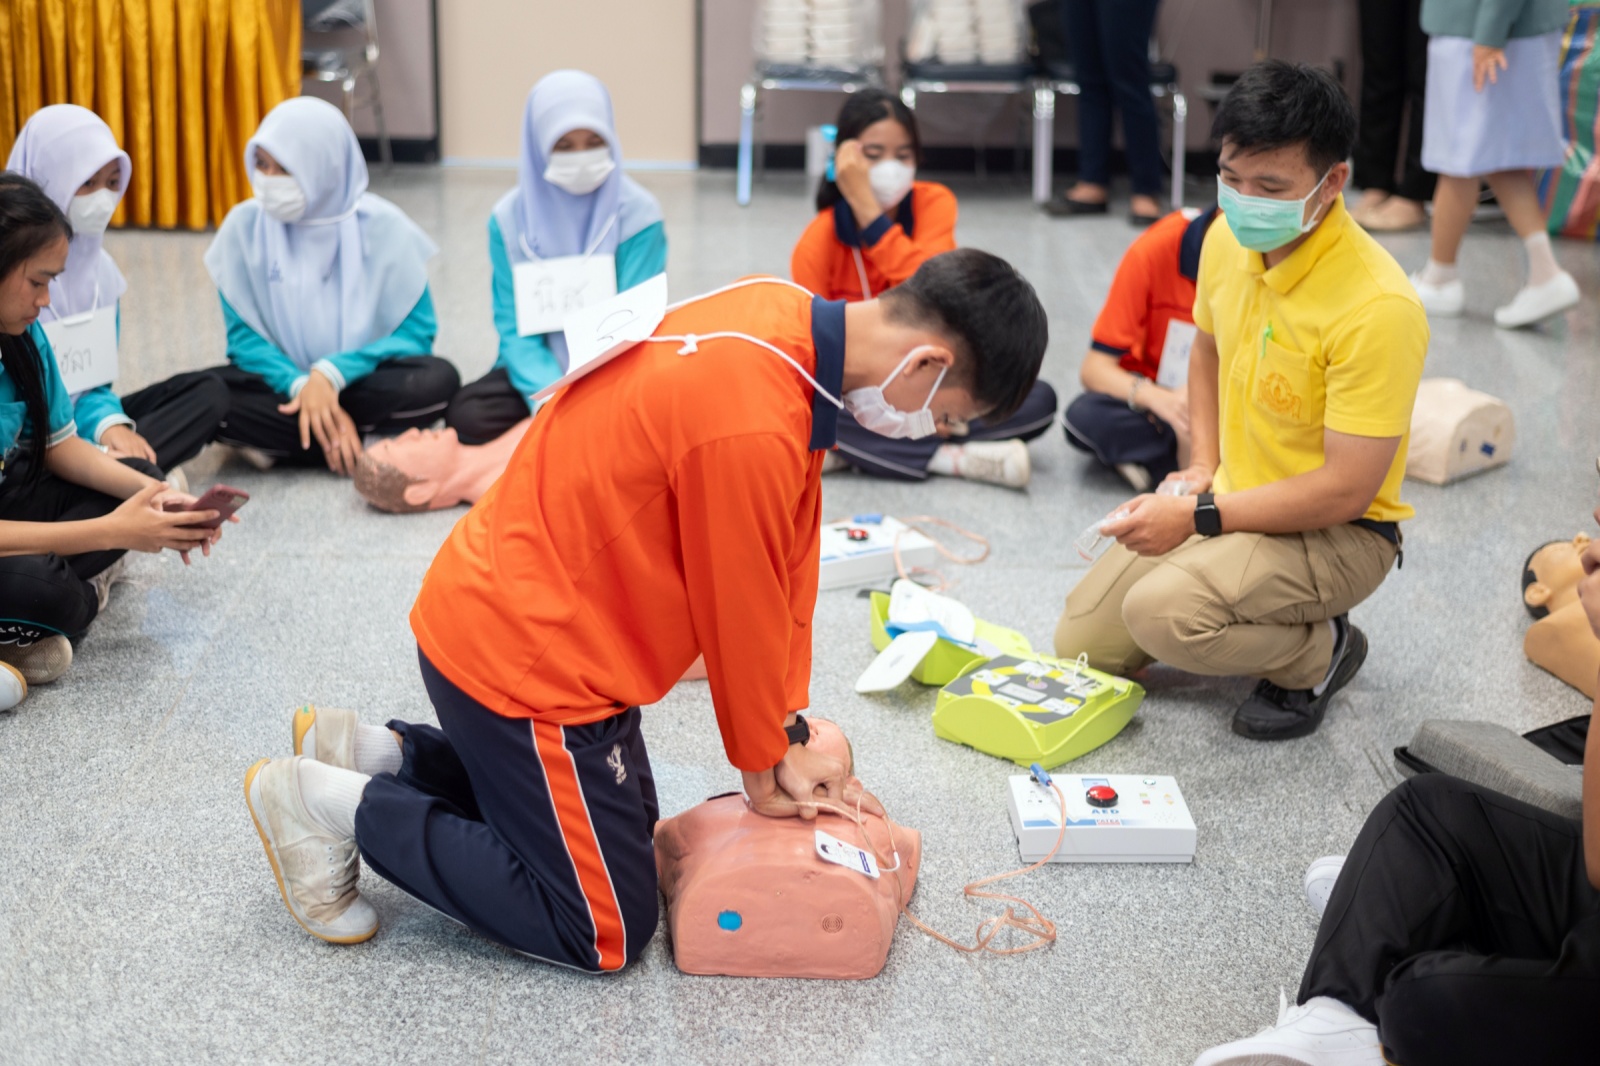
[790,181,958,301]
[410,279,843,773]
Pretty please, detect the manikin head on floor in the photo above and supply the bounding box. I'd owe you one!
[355,420,531,513]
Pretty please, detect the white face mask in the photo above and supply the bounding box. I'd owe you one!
[843,346,947,440]
[868,159,916,210]
[252,173,308,223]
[544,147,616,196]
[67,188,119,237]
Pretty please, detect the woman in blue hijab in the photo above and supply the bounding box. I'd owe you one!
[203,97,460,475]
[444,70,667,444]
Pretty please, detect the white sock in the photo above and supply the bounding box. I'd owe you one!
[297,759,370,838]
[1418,258,1459,286]
[927,443,962,477]
[1523,231,1561,287]
[354,723,404,776]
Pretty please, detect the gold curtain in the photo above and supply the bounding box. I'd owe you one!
[0,0,300,229]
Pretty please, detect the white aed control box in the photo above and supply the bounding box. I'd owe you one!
[818,515,938,591]
[1007,773,1196,864]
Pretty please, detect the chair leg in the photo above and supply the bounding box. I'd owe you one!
[1170,89,1187,208]
[1032,85,1055,205]
[737,82,757,206]
[342,77,357,123]
[367,65,393,172]
[900,86,917,110]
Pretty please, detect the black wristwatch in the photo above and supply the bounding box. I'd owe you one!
[1193,492,1223,537]
[784,713,811,747]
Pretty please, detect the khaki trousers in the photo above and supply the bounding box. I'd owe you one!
[1054,525,1399,690]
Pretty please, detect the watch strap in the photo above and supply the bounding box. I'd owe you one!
[1194,492,1222,537]
[784,713,810,747]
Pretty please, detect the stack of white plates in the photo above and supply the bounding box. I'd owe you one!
[810,0,861,63]
[761,0,811,62]
[974,0,1020,64]
[928,0,977,63]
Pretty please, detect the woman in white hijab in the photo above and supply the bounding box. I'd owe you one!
[442,70,666,444]
[203,97,459,475]
[6,104,230,474]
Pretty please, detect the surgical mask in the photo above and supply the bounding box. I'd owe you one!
[843,346,947,440]
[1216,170,1331,253]
[67,189,119,237]
[252,173,307,223]
[868,159,916,209]
[544,147,616,196]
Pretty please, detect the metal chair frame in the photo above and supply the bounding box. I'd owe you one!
[303,0,392,169]
[737,63,885,206]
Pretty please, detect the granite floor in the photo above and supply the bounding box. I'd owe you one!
[1,165,1594,1066]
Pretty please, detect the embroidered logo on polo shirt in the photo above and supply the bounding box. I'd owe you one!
[1257,371,1303,421]
[607,743,627,785]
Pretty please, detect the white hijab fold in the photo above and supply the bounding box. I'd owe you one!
[5,104,130,321]
[203,96,436,370]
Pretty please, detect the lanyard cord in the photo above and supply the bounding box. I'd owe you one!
[642,331,843,409]
[851,247,874,300]
[44,278,103,323]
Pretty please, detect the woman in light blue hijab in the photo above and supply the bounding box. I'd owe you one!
[202,96,460,475]
[444,70,667,444]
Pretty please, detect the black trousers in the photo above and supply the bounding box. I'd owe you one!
[355,651,660,972]
[834,380,1058,481]
[444,367,531,445]
[119,369,231,472]
[212,357,460,465]
[1061,389,1180,483]
[1059,0,1165,197]
[0,456,161,642]
[1301,774,1600,1065]
[1355,0,1435,202]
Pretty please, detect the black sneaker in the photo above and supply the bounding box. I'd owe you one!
[1231,617,1368,741]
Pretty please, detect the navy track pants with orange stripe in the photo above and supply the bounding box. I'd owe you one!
[353,651,660,972]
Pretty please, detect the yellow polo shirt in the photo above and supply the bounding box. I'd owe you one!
[1193,195,1429,523]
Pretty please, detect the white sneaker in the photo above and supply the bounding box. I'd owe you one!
[1495,271,1581,329]
[1304,855,1345,918]
[1194,992,1382,1066]
[1408,273,1464,317]
[0,634,72,685]
[89,555,129,614]
[292,704,358,770]
[0,662,25,712]
[243,756,378,944]
[165,467,189,495]
[820,450,849,474]
[1115,462,1154,493]
[237,446,277,471]
[949,439,1031,488]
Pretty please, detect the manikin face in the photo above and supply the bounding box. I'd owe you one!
[0,235,67,335]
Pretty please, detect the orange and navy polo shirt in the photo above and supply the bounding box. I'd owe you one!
[790,180,958,301]
[1089,206,1217,380]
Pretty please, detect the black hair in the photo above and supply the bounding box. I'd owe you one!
[815,88,922,212]
[0,172,73,490]
[1212,60,1356,176]
[881,249,1047,422]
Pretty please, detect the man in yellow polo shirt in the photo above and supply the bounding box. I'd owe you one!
[1055,61,1428,741]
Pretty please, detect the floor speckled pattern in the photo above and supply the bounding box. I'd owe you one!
[2,167,1595,1066]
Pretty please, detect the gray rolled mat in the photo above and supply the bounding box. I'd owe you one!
[1396,719,1584,822]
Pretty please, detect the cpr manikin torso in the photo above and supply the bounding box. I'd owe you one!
[654,718,922,980]
[354,420,531,512]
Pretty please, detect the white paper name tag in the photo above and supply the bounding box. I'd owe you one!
[512,253,617,337]
[42,305,118,396]
[1156,321,1197,390]
[815,829,880,879]
[533,273,669,403]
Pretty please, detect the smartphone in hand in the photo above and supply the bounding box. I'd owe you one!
[162,484,250,529]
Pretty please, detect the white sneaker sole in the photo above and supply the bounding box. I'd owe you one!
[243,758,377,945]
[1304,855,1345,918]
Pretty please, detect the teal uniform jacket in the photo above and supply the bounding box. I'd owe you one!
[220,286,438,398]
[1,323,80,478]
[487,191,667,411]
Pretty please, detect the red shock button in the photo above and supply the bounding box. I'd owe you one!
[1086,785,1119,808]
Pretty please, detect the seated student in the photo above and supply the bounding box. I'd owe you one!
[7,105,229,474]
[1062,205,1219,492]
[444,70,666,444]
[791,89,1057,489]
[241,250,1049,955]
[0,175,223,690]
[1054,62,1429,741]
[202,97,459,475]
[1195,523,1600,1064]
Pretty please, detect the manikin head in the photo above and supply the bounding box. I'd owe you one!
[355,427,470,513]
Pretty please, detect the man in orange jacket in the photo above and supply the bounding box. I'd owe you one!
[243,249,1049,968]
